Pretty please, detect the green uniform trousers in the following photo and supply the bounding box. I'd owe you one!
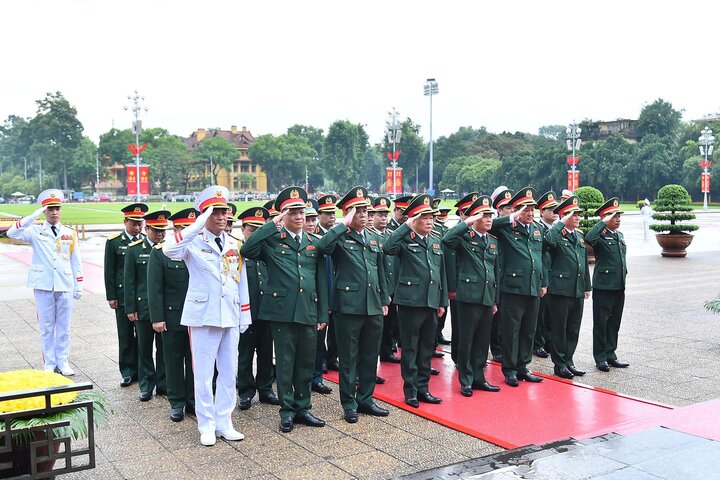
[397,306,437,400]
[237,321,275,399]
[334,312,383,410]
[592,289,625,364]
[548,294,583,369]
[270,321,315,418]
[449,299,459,364]
[500,292,540,377]
[162,329,194,409]
[115,306,138,380]
[456,301,493,387]
[136,317,166,395]
[533,295,552,351]
[490,309,502,357]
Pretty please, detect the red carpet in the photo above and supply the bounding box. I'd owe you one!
[5,251,106,296]
[325,353,673,449]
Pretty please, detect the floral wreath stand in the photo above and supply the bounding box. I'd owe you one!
[0,382,97,479]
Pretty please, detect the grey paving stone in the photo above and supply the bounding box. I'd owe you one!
[633,441,720,480]
[589,427,707,465]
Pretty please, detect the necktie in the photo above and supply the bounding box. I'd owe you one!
[51,225,57,237]
[480,234,487,247]
[294,235,301,246]
[215,237,223,252]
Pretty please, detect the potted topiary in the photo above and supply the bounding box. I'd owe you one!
[573,186,605,263]
[649,184,699,257]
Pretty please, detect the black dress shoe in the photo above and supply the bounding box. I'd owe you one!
[380,355,401,363]
[120,376,133,387]
[533,347,550,358]
[438,337,451,345]
[170,407,184,422]
[259,392,280,405]
[492,354,503,362]
[418,392,442,404]
[568,365,586,376]
[405,397,419,408]
[139,391,152,402]
[554,366,574,379]
[322,362,328,374]
[294,412,325,427]
[432,351,445,358]
[518,371,543,383]
[375,376,385,384]
[460,385,473,397]
[343,409,358,423]
[358,403,389,416]
[473,381,500,392]
[430,368,440,375]
[238,397,252,410]
[505,374,519,387]
[311,382,332,394]
[279,416,294,433]
[609,359,630,368]
[596,362,610,372]
[326,361,340,371]
[185,404,195,416]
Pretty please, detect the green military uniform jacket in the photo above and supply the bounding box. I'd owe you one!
[584,220,627,290]
[123,239,153,320]
[367,227,394,296]
[147,244,189,330]
[544,223,591,298]
[441,222,499,307]
[315,224,389,315]
[490,215,546,296]
[244,255,267,322]
[104,232,145,306]
[240,221,329,326]
[383,223,448,309]
[434,222,457,294]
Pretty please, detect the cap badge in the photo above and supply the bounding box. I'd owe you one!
[158,214,165,220]
[526,189,533,197]
[134,207,141,213]
[50,193,56,198]
[423,197,430,205]
[380,199,387,206]
[255,209,264,217]
[472,194,478,201]
[548,194,554,201]
[290,189,299,199]
[483,198,489,206]
[573,198,578,205]
[215,190,223,198]
[188,212,196,219]
[306,201,312,208]
[613,199,619,207]
[505,191,512,199]
[356,189,363,198]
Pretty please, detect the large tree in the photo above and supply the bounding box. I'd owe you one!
[249,134,317,192]
[192,136,237,185]
[323,120,367,189]
[636,98,682,140]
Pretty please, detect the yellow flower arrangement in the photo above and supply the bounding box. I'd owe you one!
[0,369,78,413]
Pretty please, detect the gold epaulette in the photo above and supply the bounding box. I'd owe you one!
[429,230,441,238]
[228,233,242,242]
[307,232,322,241]
[107,232,121,241]
[366,226,379,235]
[128,239,143,247]
[487,233,497,240]
[155,243,164,249]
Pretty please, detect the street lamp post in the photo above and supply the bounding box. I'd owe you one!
[566,122,582,191]
[699,126,715,211]
[424,78,439,195]
[385,107,402,196]
[124,90,148,201]
[21,156,28,184]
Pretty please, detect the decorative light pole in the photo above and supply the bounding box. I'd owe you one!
[124,90,148,201]
[385,107,402,196]
[566,121,582,191]
[424,78,439,195]
[699,126,715,210]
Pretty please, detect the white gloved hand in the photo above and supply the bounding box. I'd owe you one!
[239,325,249,334]
[73,290,83,300]
[32,206,48,217]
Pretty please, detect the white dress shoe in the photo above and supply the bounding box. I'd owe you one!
[200,432,216,446]
[216,428,244,441]
[58,364,75,376]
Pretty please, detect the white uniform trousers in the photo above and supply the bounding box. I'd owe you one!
[34,289,73,369]
[188,325,239,434]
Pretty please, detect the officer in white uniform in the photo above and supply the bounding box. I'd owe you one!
[7,189,83,375]
[163,185,251,447]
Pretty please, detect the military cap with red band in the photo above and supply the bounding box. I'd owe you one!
[276,186,308,211]
[554,195,582,216]
[226,202,238,221]
[454,192,479,215]
[492,189,514,210]
[537,191,559,211]
[404,194,434,217]
[467,195,493,216]
[317,194,337,212]
[393,195,412,210]
[509,187,537,209]
[239,206,270,227]
[195,185,230,213]
[144,210,171,228]
[168,208,199,227]
[263,199,279,217]
[337,186,371,212]
[371,196,392,212]
[37,189,64,206]
[122,202,149,219]
[595,197,623,217]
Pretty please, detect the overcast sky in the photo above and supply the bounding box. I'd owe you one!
[3,1,718,146]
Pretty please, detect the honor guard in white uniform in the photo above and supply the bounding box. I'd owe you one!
[8,189,83,375]
[163,185,252,447]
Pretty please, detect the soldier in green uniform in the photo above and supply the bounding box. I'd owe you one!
[383,194,448,407]
[544,196,591,379]
[432,199,452,349]
[263,199,279,218]
[104,203,147,387]
[585,198,629,372]
[442,195,501,397]
[316,187,390,423]
[489,187,514,362]
[304,199,319,235]
[225,203,237,234]
[236,207,280,410]
[240,186,329,433]
[490,187,547,387]
[148,208,197,421]
[124,210,169,401]
[533,191,559,359]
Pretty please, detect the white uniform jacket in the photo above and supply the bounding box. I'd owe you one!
[163,210,252,330]
[8,214,83,294]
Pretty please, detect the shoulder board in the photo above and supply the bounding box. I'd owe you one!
[487,233,497,240]
[386,228,395,235]
[366,226,378,234]
[107,232,121,241]
[307,232,321,241]
[429,230,441,238]
[228,233,242,242]
[154,243,164,250]
[128,239,143,247]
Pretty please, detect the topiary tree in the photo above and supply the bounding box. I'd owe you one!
[573,186,604,236]
[649,184,699,234]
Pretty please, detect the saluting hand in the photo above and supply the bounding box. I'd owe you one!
[406,214,420,229]
[602,213,616,224]
[464,213,484,225]
[273,210,288,231]
[561,212,574,225]
[343,207,356,226]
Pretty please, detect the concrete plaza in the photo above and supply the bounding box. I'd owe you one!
[1,211,719,479]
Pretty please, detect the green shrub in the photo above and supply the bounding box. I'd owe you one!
[573,186,604,236]
[649,184,699,234]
